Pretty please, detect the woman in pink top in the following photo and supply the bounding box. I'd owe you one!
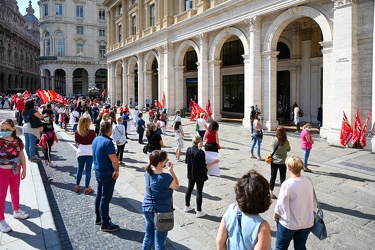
[300,123,314,172]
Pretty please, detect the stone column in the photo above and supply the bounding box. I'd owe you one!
[196,33,209,108]
[174,65,184,110]
[138,53,144,108]
[243,17,262,128]
[196,0,209,14]
[51,76,55,91]
[145,3,150,29]
[209,60,222,121]
[261,50,279,131]
[160,43,175,111]
[128,74,135,108]
[107,9,114,47]
[122,60,128,104]
[88,75,95,89]
[327,0,358,146]
[156,0,163,30]
[162,0,174,27]
[40,76,46,90]
[107,62,114,101]
[300,40,311,122]
[179,0,185,13]
[65,75,73,95]
[115,75,122,104]
[145,70,153,103]
[372,1,375,145]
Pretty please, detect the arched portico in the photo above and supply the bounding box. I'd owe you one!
[174,40,200,111]
[262,6,333,131]
[114,61,123,104]
[127,56,138,108]
[210,27,249,121]
[144,51,159,106]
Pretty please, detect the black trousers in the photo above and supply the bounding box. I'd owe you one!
[116,144,125,161]
[185,180,205,212]
[270,162,287,191]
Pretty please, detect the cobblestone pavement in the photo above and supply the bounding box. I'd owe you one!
[1,108,375,249]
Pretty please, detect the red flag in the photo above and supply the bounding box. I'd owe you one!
[340,111,353,147]
[35,89,50,103]
[190,101,206,121]
[23,90,31,99]
[360,110,372,148]
[11,94,17,103]
[47,90,68,105]
[156,101,163,110]
[205,100,212,116]
[101,89,106,98]
[161,92,166,109]
[352,109,362,146]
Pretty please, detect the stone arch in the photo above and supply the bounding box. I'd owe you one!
[277,37,292,55]
[263,6,332,52]
[174,40,200,66]
[144,50,159,71]
[115,60,123,76]
[128,56,138,74]
[210,27,249,61]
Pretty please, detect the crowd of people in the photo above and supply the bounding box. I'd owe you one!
[0,95,321,250]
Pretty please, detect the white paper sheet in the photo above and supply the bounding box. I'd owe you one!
[205,151,220,176]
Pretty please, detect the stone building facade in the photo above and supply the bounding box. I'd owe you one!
[0,0,40,94]
[37,0,108,95]
[103,0,375,151]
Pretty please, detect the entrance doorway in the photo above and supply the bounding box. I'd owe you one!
[277,70,290,122]
[186,77,197,108]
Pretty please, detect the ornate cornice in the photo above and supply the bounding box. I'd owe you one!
[244,16,262,32]
[196,33,208,45]
[332,0,358,8]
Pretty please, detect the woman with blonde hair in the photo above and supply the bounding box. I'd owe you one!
[185,135,219,217]
[74,116,96,194]
[274,156,316,249]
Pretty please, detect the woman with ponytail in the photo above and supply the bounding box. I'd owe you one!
[142,150,179,250]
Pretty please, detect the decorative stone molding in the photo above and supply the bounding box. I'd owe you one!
[244,16,262,31]
[196,33,208,45]
[288,7,298,16]
[159,42,174,54]
[332,0,358,8]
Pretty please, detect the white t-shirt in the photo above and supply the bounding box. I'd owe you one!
[274,176,316,230]
[294,107,300,124]
[197,118,207,131]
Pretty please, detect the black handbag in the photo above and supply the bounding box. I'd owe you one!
[309,178,328,240]
[148,174,174,232]
[29,112,44,128]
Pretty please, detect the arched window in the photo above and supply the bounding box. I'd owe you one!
[55,31,64,56]
[277,42,290,59]
[45,32,51,56]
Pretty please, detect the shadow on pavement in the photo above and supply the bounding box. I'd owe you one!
[200,214,222,223]
[320,202,375,221]
[217,174,240,182]
[174,185,222,201]
[111,197,142,213]
[106,228,144,244]
[314,171,374,183]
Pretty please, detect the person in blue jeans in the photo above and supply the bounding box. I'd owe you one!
[22,100,43,162]
[273,156,316,250]
[92,121,120,232]
[142,150,179,250]
[136,113,145,144]
[74,117,96,194]
[250,112,263,161]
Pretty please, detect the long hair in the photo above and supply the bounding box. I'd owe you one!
[77,117,91,137]
[174,121,181,131]
[207,121,219,132]
[145,150,168,175]
[0,119,17,138]
[275,126,287,145]
[23,100,35,115]
[192,135,203,149]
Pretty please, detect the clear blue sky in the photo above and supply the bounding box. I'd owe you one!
[18,0,40,19]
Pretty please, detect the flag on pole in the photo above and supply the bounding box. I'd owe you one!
[47,90,68,105]
[101,89,106,98]
[35,89,50,103]
[23,90,31,99]
[360,110,372,148]
[340,111,353,147]
[352,109,362,146]
[205,99,212,117]
[190,101,206,121]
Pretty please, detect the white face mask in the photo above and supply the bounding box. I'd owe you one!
[258,116,262,120]
[307,128,312,131]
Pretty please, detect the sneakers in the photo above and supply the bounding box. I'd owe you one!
[95,220,101,225]
[184,206,194,212]
[84,187,93,195]
[49,161,56,167]
[257,157,263,161]
[250,154,257,159]
[74,185,80,193]
[0,220,12,233]
[196,211,207,218]
[13,210,29,220]
[303,168,312,172]
[30,156,41,162]
[101,221,120,232]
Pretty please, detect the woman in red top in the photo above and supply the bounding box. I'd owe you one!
[204,121,220,152]
[300,123,314,172]
[74,117,96,194]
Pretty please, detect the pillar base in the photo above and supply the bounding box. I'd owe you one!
[265,119,278,131]
[242,118,251,128]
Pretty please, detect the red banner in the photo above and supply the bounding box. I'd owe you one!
[352,109,362,146]
[101,89,106,98]
[161,92,165,109]
[11,94,17,103]
[340,111,353,147]
[35,89,50,103]
[23,90,31,99]
[360,110,372,148]
[190,101,206,121]
[206,99,212,117]
[48,90,68,105]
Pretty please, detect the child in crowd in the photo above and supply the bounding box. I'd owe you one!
[174,121,184,160]
[39,113,58,167]
[0,119,29,233]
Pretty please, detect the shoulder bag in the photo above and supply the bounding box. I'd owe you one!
[308,178,328,240]
[265,144,280,164]
[148,174,174,232]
